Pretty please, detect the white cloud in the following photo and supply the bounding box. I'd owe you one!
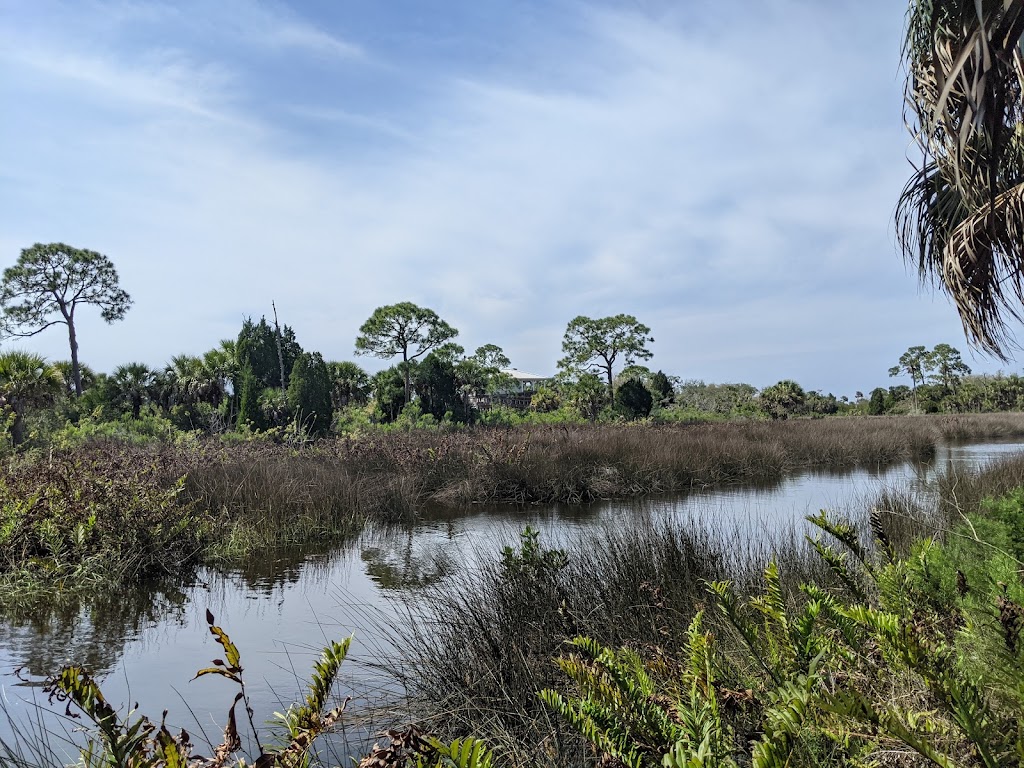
[0,1,1002,393]
[225,0,362,59]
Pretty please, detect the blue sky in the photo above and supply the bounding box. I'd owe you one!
[0,0,1007,395]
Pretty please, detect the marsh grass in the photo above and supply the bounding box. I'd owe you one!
[187,412,1024,514]
[391,445,1024,766]
[2,413,1023,604]
[389,515,824,766]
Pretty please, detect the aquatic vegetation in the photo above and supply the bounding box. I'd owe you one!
[399,450,1024,766]
[27,612,494,768]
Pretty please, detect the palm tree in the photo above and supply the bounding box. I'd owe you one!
[0,351,62,445]
[52,360,96,398]
[111,363,155,419]
[327,360,370,409]
[165,355,209,408]
[202,340,239,407]
[899,1,1024,355]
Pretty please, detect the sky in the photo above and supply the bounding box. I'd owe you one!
[0,0,1013,396]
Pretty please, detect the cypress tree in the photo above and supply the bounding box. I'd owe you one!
[287,352,333,436]
[237,316,303,390]
[868,387,887,416]
[237,363,266,431]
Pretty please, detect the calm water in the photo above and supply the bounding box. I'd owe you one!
[1,440,1021,761]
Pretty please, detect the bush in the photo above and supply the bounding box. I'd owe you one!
[614,377,653,419]
[0,444,205,591]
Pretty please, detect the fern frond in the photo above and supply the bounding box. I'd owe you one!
[809,539,870,604]
[807,511,876,579]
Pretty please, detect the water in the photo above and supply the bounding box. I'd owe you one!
[0,439,1021,761]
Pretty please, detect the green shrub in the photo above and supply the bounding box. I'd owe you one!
[615,377,653,419]
[0,445,205,593]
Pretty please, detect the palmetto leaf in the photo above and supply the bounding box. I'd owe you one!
[901,0,1024,354]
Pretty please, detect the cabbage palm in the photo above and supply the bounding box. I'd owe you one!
[52,360,96,398]
[165,354,210,407]
[202,340,238,406]
[327,360,370,409]
[111,362,155,419]
[899,0,1024,355]
[0,351,62,445]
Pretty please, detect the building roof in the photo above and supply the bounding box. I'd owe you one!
[500,367,549,382]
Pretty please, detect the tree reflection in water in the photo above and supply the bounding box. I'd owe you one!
[0,584,189,681]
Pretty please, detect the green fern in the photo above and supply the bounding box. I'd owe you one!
[270,636,353,768]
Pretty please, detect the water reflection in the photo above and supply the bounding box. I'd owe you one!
[0,585,189,681]
[0,439,1021,751]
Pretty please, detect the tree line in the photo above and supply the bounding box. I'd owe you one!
[2,243,1024,447]
[0,243,670,443]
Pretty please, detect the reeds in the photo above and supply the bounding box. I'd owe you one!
[388,443,1024,766]
[388,516,821,766]
[2,413,1023,602]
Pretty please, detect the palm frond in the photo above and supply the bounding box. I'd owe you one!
[901,0,1024,355]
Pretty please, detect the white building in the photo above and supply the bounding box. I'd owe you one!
[498,368,550,394]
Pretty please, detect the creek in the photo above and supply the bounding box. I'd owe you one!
[0,439,1021,762]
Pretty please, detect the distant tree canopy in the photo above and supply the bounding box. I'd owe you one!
[889,346,928,409]
[110,362,156,420]
[0,243,132,397]
[371,366,407,423]
[327,361,370,410]
[926,343,971,390]
[558,314,653,399]
[237,317,302,392]
[355,302,458,407]
[759,380,807,420]
[237,364,265,431]
[414,351,464,422]
[649,370,674,407]
[889,344,972,410]
[868,387,887,416]
[675,380,758,416]
[563,372,607,422]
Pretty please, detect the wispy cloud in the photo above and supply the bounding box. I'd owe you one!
[227,0,362,59]
[6,45,236,120]
[285,106,417,143]
[0,0,993,393]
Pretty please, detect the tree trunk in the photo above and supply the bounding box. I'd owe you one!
[402,352,412,406]
[272,300,287,394]
[68,317,82,396]
[10,403,25,446]
[605,366,614,403]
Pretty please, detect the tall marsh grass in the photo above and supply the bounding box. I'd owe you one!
[390,442,1024,766]
[2,413,1023,601]
[390,518,822,767]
